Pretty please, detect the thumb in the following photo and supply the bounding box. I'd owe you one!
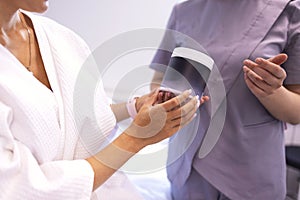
[144,88,160,106]
[268,53,288,65]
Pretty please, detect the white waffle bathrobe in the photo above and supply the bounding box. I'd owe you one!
[0,11,143,200]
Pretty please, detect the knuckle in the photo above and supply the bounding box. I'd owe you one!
[275,82,282,88]
[181,108,188,116]
[169,99,178,107]
[282,70,287,79]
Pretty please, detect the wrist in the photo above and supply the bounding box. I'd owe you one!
[126,97,139,118]
[260,85,285,101]
[115,132,145,153]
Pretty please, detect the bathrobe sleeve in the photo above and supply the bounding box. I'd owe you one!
[0,101,95,200]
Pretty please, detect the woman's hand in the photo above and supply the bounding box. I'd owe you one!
[125,89,200,150]
[87,89,206,190]
[135,89,176,112]
[242,53,300,124]
[243,53,288,99]
[136,88,209,111]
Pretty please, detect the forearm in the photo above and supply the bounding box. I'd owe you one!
[88,89,199,190]
[86,133,144,191]
[259,86,300,124]
[110,102,130,122]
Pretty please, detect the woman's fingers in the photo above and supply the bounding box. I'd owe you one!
[243,68,267,97]
[156,90,177,104]
[169,102,198,128]
[168,95,199,120]
[144,88,160,106]
[172,112,197,130]
[200,95,209,104]
[244,56,287,81]
[156,91,164,104]
[243,66,268,87]
[267,53,288,66]
[160,89,192,111]
[243,54,287,97]
[255,57,287,80]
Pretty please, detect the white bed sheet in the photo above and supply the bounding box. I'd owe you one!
[109,118,172,200]
[124,137,172,200]
[127,167,172,200]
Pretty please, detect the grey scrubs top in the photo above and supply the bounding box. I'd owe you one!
[150,0,300,199]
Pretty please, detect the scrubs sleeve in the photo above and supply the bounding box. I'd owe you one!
[150,5,179,73]
[283,1,300,85]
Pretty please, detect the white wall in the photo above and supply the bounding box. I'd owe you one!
[285,124,300,146]
[45,0,180,50]
[45,0,182,100]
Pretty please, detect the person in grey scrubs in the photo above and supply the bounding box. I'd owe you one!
[150,0,300,199]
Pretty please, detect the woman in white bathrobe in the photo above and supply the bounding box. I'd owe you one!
[0,0,203,199]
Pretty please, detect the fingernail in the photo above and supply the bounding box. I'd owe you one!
[186,89,192,94]
[256,58,263,64]
[193,113,197,119]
